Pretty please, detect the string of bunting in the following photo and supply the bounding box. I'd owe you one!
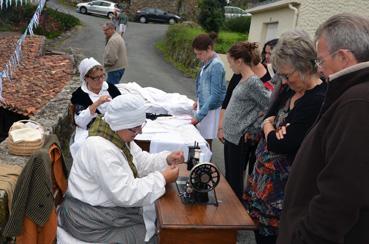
[0,0,46,101]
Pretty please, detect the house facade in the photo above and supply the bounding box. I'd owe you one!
[247,0,369,45]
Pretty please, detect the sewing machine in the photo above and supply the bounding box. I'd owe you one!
[175,142,220,205]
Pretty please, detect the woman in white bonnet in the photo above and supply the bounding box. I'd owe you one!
[70,57,121,158]
[58,94,184,244]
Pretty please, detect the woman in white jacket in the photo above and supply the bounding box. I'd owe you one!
[58,94,184,243]
[69,57,121,158]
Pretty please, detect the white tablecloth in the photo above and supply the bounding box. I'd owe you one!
[135,115,212,162]
[116,82,194,116]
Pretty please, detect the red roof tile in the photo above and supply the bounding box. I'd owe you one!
[0,35,73,116]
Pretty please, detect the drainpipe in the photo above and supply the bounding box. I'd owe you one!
[289,3,299,28]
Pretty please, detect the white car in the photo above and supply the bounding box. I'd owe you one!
[76,0,119,19]
[224,6,251,19]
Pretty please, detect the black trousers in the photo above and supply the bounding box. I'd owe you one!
[254,231,277,244]
[224,137,257,200]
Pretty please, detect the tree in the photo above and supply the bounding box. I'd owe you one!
[198,0,225,33]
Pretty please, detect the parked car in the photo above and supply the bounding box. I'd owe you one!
[224,6,251,19]
[135,8,181,24]
[76,0,119,19]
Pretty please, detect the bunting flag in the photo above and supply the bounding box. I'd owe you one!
[0,72,4,101]
[0,0,46,99]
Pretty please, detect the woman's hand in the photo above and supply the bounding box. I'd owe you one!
[191,118,199,125]
[217,128,225,143]
[192,101,197,110]
[89,95,111,115]
[166,151,184,165]
[275,123,290,140]
[262,116,276,140]
[263,116,276,127]
[96,95,112,106]
[161,165,179,184]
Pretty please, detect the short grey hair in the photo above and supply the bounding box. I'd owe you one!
[103,22,116,30]
[271,29,317,75]
[315,13,369,62]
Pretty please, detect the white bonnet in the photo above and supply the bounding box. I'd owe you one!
[104,94,146,131]
[78,57,102,85]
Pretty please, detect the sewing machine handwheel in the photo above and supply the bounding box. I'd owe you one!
[189,162,220,192]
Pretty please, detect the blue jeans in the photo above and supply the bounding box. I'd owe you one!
[107,69,125,85]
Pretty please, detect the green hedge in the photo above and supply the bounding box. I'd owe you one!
[0,4,80,38]
[156,23,247,78]
[223,16,251,33]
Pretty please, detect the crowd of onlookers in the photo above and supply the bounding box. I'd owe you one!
[191,12,369,244]
[59,12,369,244]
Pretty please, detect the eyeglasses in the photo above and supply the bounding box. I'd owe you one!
[128,121,147,134]
[315,49,341,67]
[103,27,113,32]
[278,70,296,81]
[87,74,105,82]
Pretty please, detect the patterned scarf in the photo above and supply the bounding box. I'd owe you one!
[88,115,138,178]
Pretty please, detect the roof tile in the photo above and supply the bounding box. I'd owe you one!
[0,35,73,116]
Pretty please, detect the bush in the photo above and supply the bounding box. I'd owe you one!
[159,24,203,77]
[223,16,251,33]
[198,0,225,33]
[156,23,248,78]
[216,31,248,53]
[0,4,80,39]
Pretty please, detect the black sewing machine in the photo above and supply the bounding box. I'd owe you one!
[175,142,220,205]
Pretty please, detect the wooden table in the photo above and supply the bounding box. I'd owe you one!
[155,164,256,244]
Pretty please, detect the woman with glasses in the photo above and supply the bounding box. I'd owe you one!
[70,57,121,158]
[58,94,184,244]
[243,30,327,244]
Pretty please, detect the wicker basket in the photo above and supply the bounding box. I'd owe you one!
[6,120,45,156]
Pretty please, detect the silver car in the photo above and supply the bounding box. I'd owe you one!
[76,0,119,19]
[224,6,251,19]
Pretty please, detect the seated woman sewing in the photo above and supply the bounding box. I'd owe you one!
[58,94,184,244]
[70,57,121,158]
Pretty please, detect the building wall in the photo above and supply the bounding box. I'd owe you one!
[248,7,296,43]
[297,0,369,38]
[249,0,369,45]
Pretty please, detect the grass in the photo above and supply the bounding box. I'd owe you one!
[155,23,248,78]
[155,40,198,78]
[0,4,80,39]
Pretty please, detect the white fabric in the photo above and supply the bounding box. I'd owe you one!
[135,116,212,162]
[116,82,194,116]
[62,136,170,242]
[196,102,221,140]
[119,24,126,34]
[104,94,146,131]
[69,81,111,159]
[78,57,101,86]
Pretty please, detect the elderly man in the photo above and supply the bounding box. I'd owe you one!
[103,22,128,84]
[58,94,184,243]
[277,13,369,244]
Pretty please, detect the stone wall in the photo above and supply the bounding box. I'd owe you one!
[0,54,80,169]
